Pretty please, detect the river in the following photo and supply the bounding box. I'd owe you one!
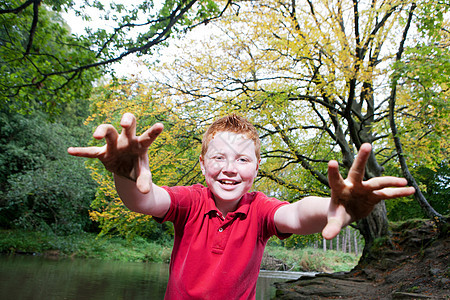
[0,255,315,299]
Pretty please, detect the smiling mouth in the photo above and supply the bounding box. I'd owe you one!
[219,180,239,185]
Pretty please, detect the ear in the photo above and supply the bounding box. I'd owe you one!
[254,159,261,178]
[199,156,206,175]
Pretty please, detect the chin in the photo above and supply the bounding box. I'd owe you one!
[216,193,243,203]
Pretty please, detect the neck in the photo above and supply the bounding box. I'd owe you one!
[214,198,241,218]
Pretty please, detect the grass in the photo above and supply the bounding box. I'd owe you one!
[264,245,361,273]
[1,229,360,272]
[0,229,172,263]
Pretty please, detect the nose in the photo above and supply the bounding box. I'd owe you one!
[222,160,237,174]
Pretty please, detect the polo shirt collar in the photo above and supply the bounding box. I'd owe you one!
[205,188,253,219]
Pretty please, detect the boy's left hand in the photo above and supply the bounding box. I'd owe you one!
[322,143,416,239]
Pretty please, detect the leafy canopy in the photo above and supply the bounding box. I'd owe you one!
[0,0,226,116]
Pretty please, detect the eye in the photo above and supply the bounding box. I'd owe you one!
[238,157,250,163]
[212,155,225,161]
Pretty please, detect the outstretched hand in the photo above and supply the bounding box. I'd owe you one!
[67,113,163,194]
[321,143,416,239]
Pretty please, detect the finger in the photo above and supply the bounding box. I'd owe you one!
[136,159,152,194]
[322,203,347,240]
[322,219,343,240]
[364,176,409,190]
[93,124,119,150]
[373,186,416,200]
[328,160,345,192]
[347,143,372,183]
[67,145,106,158]
[139,123,164,148]
[120,113,137,139]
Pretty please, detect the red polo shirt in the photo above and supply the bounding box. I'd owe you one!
[155,184,291,299]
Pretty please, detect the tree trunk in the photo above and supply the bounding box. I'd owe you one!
[345,227,350,253]
[342,232,346,253]
[336,234,340,251]
[357,201,390,262]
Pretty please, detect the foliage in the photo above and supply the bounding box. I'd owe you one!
[269,232,322,250]
[390,0,449,170]
[414,164,449,216]
[0,229,173,263]
[384,0,449,221]
[0,111,97,234]
[0,0,225,116]
[264,245,360,273]
[0,0,100,116]
[386,163,450,221]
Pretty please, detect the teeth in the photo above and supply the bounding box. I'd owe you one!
[221,180,236,185]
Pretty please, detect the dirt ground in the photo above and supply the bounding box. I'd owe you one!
[273,219,449,299]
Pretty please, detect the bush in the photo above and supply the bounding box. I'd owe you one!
[0,111,97,234]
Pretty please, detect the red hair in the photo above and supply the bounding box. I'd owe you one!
[201,114,261,160]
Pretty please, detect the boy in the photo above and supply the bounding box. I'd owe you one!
[68,113,415,299]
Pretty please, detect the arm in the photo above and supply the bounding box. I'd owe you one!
[274,196,350,236]
[114,175,170,218]
[68,113,170,218]
[274,143,416,239]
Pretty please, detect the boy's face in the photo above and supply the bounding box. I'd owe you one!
[200,131,260,205]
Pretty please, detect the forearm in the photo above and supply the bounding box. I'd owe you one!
[114,174,170,218]
[274,197,328,235]
[275,196,352,235]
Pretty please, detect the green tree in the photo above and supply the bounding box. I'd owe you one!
[0,111,98,234]
[0,0,229,116]
[0,0,100,116]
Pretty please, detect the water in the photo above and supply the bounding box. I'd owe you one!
[0,255,313,299]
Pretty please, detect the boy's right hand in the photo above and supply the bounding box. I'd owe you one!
[67,113,164,194]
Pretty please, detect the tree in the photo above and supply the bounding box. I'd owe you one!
[0,0,100,116]
[0,0,231,116]
[146,0,449,256]
[0,111,98,234]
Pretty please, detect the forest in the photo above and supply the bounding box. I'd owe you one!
[0,0,448,266]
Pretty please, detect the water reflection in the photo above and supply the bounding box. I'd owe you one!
[0,255,309,299]
[0,255,168,300]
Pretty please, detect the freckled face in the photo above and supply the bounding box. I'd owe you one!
[200,131,260,206]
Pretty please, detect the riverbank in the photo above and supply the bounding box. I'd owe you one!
[274,219,450,299]
[0,230,173,263]
[0,229,359,273]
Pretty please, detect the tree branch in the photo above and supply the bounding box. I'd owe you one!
[0,0,34,14]
[258,169,328,197]
[25,0,42,55]
[388,3,444,223]
[269,117,330,186]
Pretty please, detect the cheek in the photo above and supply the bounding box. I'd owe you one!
[204,161,221,175]
[240,166,258,180]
